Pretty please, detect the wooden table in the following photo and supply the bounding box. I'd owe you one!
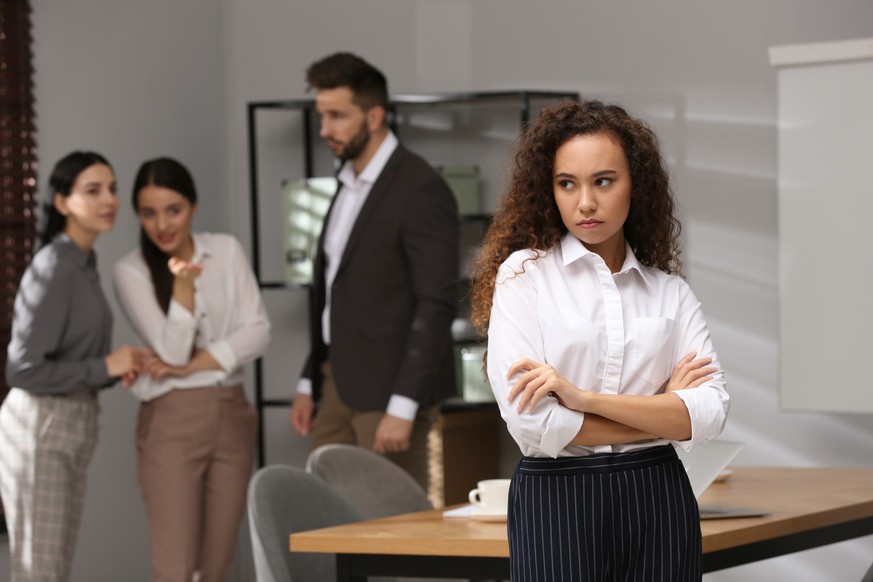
[290,467,873,581]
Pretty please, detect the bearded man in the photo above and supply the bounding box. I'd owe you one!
[289,52,459,488]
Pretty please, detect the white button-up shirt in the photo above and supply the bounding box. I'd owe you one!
[113,232,271,402]
[487,234,729,458]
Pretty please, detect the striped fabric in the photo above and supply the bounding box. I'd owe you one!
[0,388,99,582]
[508,445,701,582]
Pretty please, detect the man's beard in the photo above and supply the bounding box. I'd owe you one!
[337,121,371,162]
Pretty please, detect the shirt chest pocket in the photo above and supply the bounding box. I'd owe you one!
[629,317,676,388]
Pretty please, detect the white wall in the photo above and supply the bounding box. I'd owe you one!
[15,0,228,579]
[4,1,872,580]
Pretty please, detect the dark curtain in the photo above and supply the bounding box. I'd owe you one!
[1,0,38,407]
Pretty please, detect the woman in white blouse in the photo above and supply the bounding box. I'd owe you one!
[113,157,270,582]
[470,100,729,581]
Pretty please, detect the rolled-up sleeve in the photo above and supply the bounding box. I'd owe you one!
[487,257,584,457]
[670,285,730,451]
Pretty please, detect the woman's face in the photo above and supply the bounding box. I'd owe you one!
[55,163,118,246]
[136,185,196,258]
[553,132,631,263]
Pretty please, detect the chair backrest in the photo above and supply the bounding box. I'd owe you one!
[305,444,433,521]
[248,464,362,582]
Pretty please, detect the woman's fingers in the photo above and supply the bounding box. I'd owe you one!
[507,359,544,400]
[168,257,204,280]
[688,374,714,389]
[527,382,556,411]
[511,370,545,411]
[506,358,543,378]
[667,351,717,391]
[507,361,562,412]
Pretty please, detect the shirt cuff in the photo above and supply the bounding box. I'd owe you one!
[672,388,727,451]
[296,377,313,396]
[206,340,237,373]
[539,407,585,458]
[387,394,419,422]
[87,357,111,386]
[167,299,196,324]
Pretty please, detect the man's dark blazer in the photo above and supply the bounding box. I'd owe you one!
[301,143,459,412]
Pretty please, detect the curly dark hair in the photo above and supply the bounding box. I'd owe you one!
[470,99,683,336]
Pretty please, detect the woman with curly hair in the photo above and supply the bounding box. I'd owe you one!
[471,100,729,581]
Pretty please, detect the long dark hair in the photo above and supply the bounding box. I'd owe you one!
[131,157,197,313]
[40,151,112,247]
[471,99,682,337]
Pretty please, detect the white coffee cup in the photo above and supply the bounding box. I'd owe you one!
[468,478,510,514]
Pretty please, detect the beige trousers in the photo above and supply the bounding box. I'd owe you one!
[136,385,256,582]
[310,362,437,490]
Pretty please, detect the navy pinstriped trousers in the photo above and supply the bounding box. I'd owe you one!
[508,445,701,582]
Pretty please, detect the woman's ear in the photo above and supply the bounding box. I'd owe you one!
[53,193,69,216]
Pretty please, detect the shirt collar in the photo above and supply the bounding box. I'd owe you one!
[559,233,645,277]
[338,130,399,188]
[56,233,96,269]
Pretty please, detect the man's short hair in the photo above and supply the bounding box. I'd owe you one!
[306,52,389,112]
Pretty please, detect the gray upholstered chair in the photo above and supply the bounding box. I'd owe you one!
[247,464,362,582]
[305,444,433,520]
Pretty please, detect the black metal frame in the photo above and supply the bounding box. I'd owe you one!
[246,90,579,466]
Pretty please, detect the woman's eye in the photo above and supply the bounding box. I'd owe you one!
[595,177,612,187]
[558,179,574,190]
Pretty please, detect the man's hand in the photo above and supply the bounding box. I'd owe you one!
[289,393,315,437]
[372,413,413,454]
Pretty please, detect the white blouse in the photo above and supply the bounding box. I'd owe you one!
[113,232,271,402]
[487,234,729,458]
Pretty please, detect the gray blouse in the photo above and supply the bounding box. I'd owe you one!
[6,234,113,394]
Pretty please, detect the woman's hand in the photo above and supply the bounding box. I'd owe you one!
[143,348,222,380]
[506,358,589,413]
[105,345,152,387]
[143,354,187,380]
[665,352,717,393]
[168,257,203,283]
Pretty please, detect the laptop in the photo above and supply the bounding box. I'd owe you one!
[674,440,769,520]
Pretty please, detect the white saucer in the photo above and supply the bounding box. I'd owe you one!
[470,508,507,522]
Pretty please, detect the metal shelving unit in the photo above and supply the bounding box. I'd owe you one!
[247,90,579,466]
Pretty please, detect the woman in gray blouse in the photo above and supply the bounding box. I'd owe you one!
[0,151,147,582]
